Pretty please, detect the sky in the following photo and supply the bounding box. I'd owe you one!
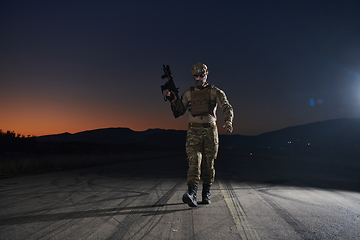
[1,0,360,136]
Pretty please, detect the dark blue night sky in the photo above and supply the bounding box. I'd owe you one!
[1,0,359,136]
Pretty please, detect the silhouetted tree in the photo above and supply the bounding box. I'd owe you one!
[0,130,36,154]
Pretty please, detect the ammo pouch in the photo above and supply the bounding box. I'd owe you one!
[190,86,216,117]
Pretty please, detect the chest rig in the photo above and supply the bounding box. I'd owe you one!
[189,85,216,117]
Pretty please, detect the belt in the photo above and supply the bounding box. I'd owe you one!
[188,122,216,128]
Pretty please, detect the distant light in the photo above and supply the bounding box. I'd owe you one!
[310,98,315,106]
[288,141,292,144]
[308,142,311,146]
[310,98,324,107]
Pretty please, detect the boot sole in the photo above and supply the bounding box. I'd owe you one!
[182,194,197,207]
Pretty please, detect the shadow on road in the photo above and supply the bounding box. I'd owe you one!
[0,202,190,226]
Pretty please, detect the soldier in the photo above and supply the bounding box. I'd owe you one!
[167,62,234,207]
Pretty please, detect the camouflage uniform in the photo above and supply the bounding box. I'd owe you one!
[171,83,233,185]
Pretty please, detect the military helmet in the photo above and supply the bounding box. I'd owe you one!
[191,62,208,75]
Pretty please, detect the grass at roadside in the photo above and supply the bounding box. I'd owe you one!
[0,151,183,179]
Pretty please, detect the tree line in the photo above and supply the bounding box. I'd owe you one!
[0,130,170,155]
[0,129,34,138]
[0,130,36,154]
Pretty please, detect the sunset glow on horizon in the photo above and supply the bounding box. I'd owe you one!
[0,94,191,136]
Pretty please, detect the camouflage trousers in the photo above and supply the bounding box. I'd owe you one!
[185,123,219,185]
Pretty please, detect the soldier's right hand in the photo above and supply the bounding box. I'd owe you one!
[166,91,176,102]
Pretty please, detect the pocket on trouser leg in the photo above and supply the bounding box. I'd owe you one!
[186,128,203,184]
[201,126,218,184]
[186,128,203,153]
[201,156,215,184]
[204,126,219,159]
[187,156,201,184]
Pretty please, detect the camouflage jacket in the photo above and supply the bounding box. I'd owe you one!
[171,83,234,124]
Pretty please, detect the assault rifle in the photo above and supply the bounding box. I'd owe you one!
[161,65,179,101]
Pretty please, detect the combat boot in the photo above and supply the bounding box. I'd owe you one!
[182,183,198,207]
[201,184,211,204]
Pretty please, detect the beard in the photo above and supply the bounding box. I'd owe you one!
[195,79,206,88]
[194,75,207,88]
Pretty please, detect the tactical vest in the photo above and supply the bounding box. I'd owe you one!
[189,85,216,117]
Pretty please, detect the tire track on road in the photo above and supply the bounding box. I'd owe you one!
[106,180,184,240]
[256,187,320,240]
[218,179,260,240]
[138,180,185,240]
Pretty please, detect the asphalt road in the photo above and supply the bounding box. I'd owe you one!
[1,152,360,239]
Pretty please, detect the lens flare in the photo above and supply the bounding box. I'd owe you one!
[310,98,324,107]
[310,98,315,106]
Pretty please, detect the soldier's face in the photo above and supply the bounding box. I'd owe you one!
[193,74,207,88]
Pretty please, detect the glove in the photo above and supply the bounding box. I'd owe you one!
[223,121,233,133]
[166,91,176,102]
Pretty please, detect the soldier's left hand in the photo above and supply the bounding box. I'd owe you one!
[223,121,233,133]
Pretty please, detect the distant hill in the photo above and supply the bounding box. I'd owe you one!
[255,118,360,149]
[36,118,360,150]
[36,128,187,147]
